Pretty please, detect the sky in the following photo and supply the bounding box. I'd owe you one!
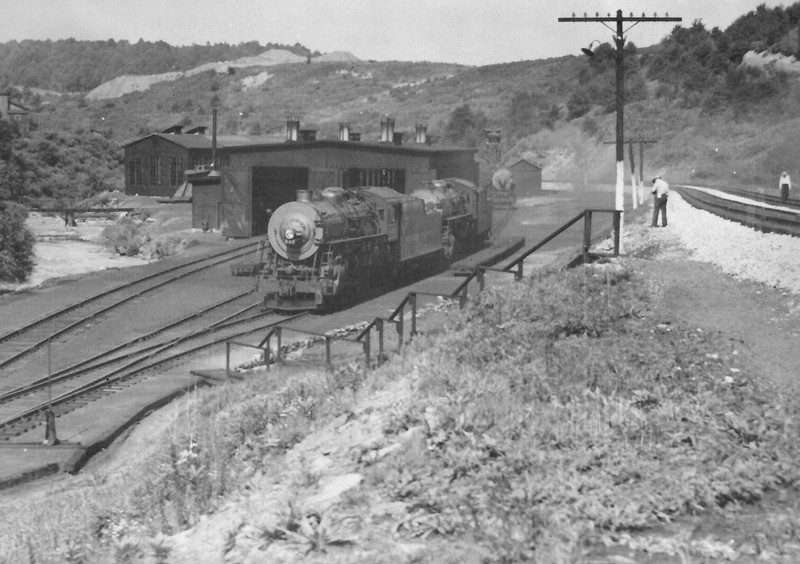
[1,0,793,66]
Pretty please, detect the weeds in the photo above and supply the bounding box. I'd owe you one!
[366,263,800,561]
[4,262,800,563]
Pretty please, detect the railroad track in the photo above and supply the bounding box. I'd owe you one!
[0,309,306,440]
[691,185,800,210]
[0,241,259,371]
[674,186,800,236]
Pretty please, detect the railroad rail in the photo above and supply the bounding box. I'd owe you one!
[0,309,305,440]
[0,290,258,406]
[0,241,259,371]
[688,185,800,211]
[674,186,800,236]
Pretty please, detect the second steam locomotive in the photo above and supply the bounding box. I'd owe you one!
[256,178,492,310]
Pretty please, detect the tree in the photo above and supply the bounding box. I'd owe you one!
[0,202,35,282]
[443,104,487,147]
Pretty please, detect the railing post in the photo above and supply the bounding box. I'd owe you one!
[478,268,485,291]
[363,327,371,368]
[325,335,332,367]
[410,293,418,337]
[397,305,404,348]
[226,341,231,378]
[613,211,621,256]
[377,318,384,365]
[583,210,593,264]
[459,284,468,309]
[275,327,282,363]
[515,261,523,281]
[265,335,272,370]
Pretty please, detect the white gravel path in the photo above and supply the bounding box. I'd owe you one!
[623,192,800,295]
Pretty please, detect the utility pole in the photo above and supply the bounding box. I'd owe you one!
[604,138,658,208]
[559,10,681,243]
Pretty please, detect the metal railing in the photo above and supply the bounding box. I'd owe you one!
[222,208,621,376]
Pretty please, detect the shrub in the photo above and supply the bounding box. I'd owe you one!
[0,202,35,282]
[101,215,148,256]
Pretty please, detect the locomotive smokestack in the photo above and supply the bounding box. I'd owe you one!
[380,115,395,143]
[339,122,350,141]
[286,117,299,142]
[415,123,428,144]
[211,107,217,170]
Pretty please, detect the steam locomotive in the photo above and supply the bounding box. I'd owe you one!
[256,178,492,310]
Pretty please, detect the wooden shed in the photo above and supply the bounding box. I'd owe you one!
[122,129,215,197]
[507,156,543,197]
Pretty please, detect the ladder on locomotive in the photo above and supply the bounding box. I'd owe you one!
[320,248,334,272]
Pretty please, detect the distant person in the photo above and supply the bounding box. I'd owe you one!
[779,171,791,203]
[651,176,669,227]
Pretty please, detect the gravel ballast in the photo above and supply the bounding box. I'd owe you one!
[625,192,800,295]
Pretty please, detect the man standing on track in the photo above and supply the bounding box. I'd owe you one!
[651,176,669,227]
[779,171,791,203]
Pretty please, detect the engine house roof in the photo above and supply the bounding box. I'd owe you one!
[122,133,476,156]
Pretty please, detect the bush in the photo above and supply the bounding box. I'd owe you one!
[101,215,148,256]
[0,202,35,282]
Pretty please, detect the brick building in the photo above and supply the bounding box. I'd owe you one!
[123,120,479,238]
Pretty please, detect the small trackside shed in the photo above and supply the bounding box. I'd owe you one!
[216,139,479,238]
[507,156,543,197]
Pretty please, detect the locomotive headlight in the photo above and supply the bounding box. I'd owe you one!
[281,216,308,247]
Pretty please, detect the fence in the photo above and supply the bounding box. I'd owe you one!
[222,208,621,377]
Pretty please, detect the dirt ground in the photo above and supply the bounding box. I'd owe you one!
[620,219,800,392]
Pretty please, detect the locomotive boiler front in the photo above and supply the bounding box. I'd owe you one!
[267,201,324,261]
[267,188,379,261]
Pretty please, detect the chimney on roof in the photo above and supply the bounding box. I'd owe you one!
[380,116,395,143]
[339,122,350,141]
[162,125,183,134]
[285,117,300,142]
[414,124,427,144]
[186,126,207,135]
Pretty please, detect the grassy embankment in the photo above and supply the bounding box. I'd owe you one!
[2,261,800,563]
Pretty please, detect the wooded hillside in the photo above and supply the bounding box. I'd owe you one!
[3,2,800,205]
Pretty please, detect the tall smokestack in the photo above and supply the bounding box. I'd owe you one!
[380,115,395,143]
[339,122,350,141]
[286,117,299,142]
[211,107,217,170]
[414,123,427,144]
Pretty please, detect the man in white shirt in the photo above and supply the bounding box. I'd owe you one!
[651,176,669,227]
[779,171,791,203]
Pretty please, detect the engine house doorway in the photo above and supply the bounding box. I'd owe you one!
[252,166,309,235]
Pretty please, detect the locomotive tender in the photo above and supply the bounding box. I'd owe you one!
[257,178,492,310]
